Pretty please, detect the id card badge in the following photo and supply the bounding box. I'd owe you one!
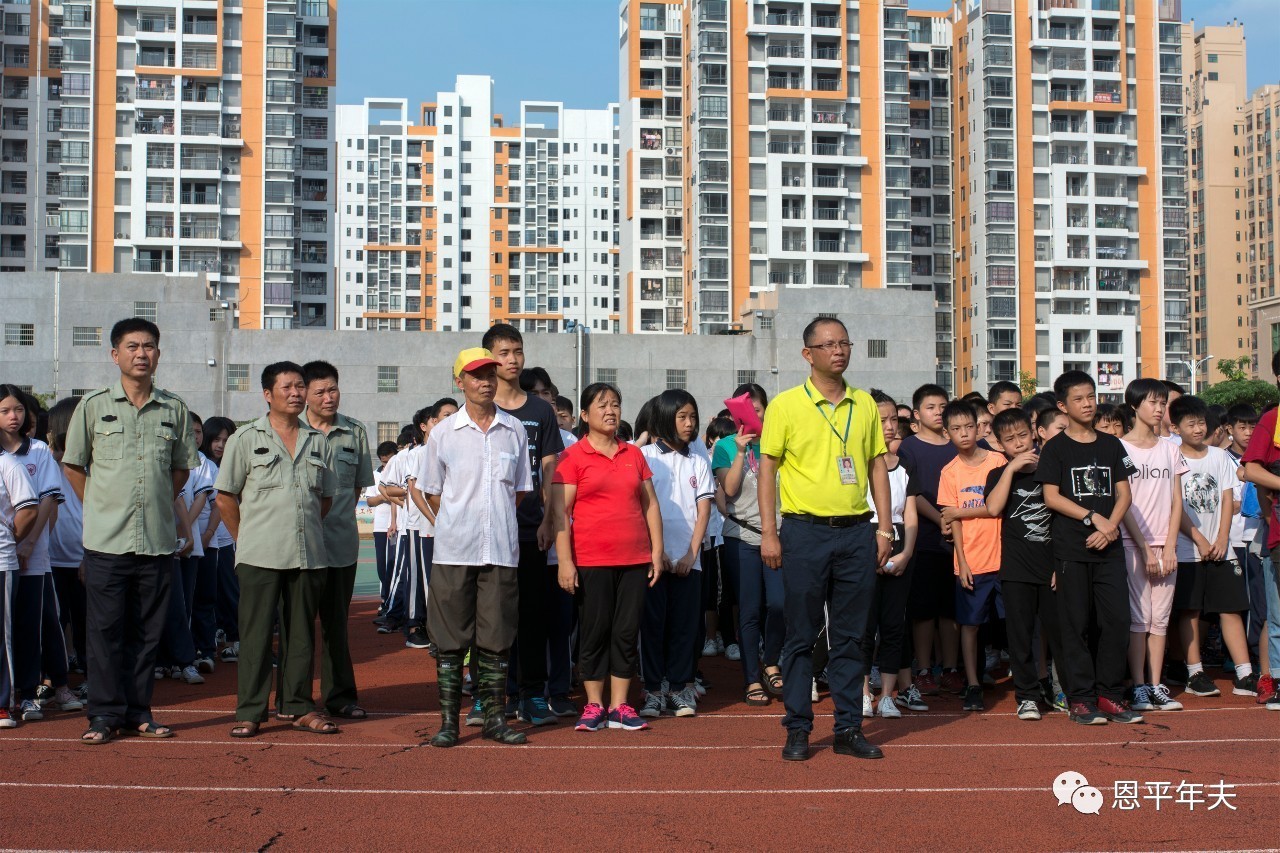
[837,455,858,486]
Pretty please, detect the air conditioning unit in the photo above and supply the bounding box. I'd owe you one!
[666,147,681,155]
[46,214,60,228]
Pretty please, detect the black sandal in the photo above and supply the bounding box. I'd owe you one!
[765,670,784,696]
[229,721,260,739]
[330,704,367,719]
[745,686,771,707]
[123,721,174,738]
[80,718,117,745]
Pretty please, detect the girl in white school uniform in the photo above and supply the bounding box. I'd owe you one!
[638,390,714,719]
[0,439,39,727]
[0,386,66,723]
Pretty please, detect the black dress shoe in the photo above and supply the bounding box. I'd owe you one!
[833,729,884,759]
[782,729,810,761]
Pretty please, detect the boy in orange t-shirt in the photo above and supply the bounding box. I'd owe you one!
[938,399,1007,712]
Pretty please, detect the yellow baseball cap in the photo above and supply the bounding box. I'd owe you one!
[453,347,500,378]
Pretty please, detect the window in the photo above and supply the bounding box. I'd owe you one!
[595,368,617,385]
[758,315,774,331]
[736,370,757,387]
[71,326,101,347]
[867,339,888,359]
[4,323,34,346]
[377,422,399,444]
[133,301,158,322]
[377,366,399,393]
[71,389,93,398]
[226,364,250,392]
[666,369,687,390]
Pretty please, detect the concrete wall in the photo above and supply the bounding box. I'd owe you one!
[1,272,934,446]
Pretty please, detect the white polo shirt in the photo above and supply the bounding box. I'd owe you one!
[403,443,436,535]
[0,451,39,573]
[2,438,64,577]
[180,454,215,559]
[367,465,392,534]
[380,448,413,538]
[642,440,715,566]
[418,406,532,568]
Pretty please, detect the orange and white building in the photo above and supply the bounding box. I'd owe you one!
[1,0,336,330]
[951,0,1189,395]
[335,78,620,334]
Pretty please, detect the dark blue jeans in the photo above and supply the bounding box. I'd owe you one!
[158,556,197,667]
[779,520,877,735]
[640,569,701,692]
[726,537,785,688]
[1235,546,1267,663]
[373,531,393,610]
[546,561,576,698]
[193,547,219,657]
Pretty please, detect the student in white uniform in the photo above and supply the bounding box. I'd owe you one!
[0,447,39,727]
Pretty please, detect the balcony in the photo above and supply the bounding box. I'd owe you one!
[814,239,846,253]
[133,258,173,273]
[768,141,804,154]
[812,14,839,28]
[180,191,218,205]
[766,76,802,90]
[136,84,175,101]
[813,174,846,188]
[811,142,845,156]
[763,12,802,25]
[182,19,217,35]
[767,44,804,58]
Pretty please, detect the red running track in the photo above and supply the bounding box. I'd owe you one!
[1,597,1275,852]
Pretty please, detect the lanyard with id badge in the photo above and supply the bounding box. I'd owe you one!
[804,385,857,486]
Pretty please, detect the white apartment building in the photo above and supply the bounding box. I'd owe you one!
[2,0,336,330]
[952,0,1188,395]
[335,76,619,334]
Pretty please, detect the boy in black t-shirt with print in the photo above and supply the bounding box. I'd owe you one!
[985,408,1061,721]
[1036,371,1139,725]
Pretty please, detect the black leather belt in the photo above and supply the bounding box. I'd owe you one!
[782,512,873,528]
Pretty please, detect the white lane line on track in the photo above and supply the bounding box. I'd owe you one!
[2,735,1277,750]
[0,780,1277,797]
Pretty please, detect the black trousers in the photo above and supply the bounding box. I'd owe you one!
[859,558,914,675]
[52,565,87,664]
[83,551,173,727]
[511,544,550,700]
[1003,579,1062,704]
[1055,557,1127,705]
[318,562,358,712]
[640,569,701,692]
[577,565,648,681]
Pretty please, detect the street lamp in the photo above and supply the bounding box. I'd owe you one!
[1181,354,1214,395]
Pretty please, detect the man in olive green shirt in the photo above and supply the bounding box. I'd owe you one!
[302,360,374,720]
[62,318,199,744]
[214,361,337,738]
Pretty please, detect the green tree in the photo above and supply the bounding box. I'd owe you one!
[1018,370,1038,398]
[1200,378,1278,412]
[1215,356,1252,383]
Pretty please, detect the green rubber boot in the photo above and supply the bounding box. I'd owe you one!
[477,650,527,745]
[429,653,464,748]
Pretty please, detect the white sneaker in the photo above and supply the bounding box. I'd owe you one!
[877,695,902,719]
[862,694,875,718]
[811,680,819,702]
[700,637,719,657]
[724,643,741,661]
[153,665,168,680]
[1017,700,1042,721]
[179,665,205,685]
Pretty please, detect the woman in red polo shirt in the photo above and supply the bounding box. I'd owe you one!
[553,383,665,732]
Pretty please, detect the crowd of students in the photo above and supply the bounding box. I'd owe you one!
[0,317,1276,751]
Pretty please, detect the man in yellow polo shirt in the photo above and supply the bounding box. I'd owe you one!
[759,316,893,762]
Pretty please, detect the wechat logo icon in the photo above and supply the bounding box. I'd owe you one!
[1053,771,1104,815]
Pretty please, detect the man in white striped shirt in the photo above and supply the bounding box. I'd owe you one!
[420,347,532,749]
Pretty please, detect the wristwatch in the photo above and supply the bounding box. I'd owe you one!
[1082,511,1094,527]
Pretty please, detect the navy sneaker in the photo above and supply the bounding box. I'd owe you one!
[574,703,606,732]
[607,703,650,731]
[517,696,556,726]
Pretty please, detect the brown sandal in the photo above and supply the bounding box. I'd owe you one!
[229,721,260,739]
[291,711,340,735]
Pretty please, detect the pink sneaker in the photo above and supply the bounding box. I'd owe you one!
[575,703,607,732]
[608,703,650,731]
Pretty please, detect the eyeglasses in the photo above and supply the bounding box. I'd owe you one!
[808,340,852,352]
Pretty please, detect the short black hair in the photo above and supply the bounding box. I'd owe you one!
[1053,370,1095,403]
[110,317,160,348]
[616,420,634,442]
[189,411,203,426]
[802,316,847,347]
[869,388,896,408]
[1226,403,1259,426]
[987,381,1022,406]
[1036,408,1066,433]
[991,407,1032,439]
[912,383,948,410]
[650,389,700,446]
[961,391,987,409]
[1124,377,1168,410]
[302,360,339,385]
[200,416,237,457]
[554,395,574,414]
[261,361,304,392]
[0,384,37,438]
[397,426,417,447]
[633,396,659,439]
[731,382,769,409]
[432,397,458,413]
[1022,394,1056,420]
[579,382,621,416]
[706,415,736,444]
[46,397,80,454]
[1093,403,1121,426]
[519,366,553,393]
[1161,380,1186,396]
[1169,393,1208,426]
[1272,348,1280,379]
[376,440,398,458]
[413,406,433,433]
[481,322,523,351]
[941,399,977,429]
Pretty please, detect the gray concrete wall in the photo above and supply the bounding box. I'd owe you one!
[1,272,935,446]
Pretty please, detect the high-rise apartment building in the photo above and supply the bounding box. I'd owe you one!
[952,0,1188,396]
[1242,84,1280,373]
[620,0,927,336]
[1186,22,1249,384]
[0,0,63,272]
[1,0,336,330]
[335,78,620,334]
